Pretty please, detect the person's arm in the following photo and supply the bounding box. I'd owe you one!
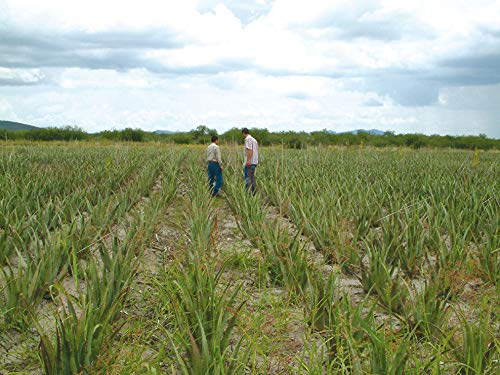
[216,146,224,169]
[245,148,253,166]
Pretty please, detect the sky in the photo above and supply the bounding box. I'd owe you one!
[0,0,499,137]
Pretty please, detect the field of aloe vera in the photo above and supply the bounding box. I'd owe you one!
[1,143,498,374]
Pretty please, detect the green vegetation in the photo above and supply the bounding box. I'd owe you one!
[1,143,498,374]
[1,122,498,149]
[1,125,88,141]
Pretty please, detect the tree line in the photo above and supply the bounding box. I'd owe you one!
[1,125,498,150]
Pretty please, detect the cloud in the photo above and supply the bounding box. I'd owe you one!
[0,1,244,73]
[0,0,499,137]
[287,3,431,42]
[198,0,274,24]
[437,53,500,86]
[286,91,310,100]
[0,27,184,72]
[335,9,431,41]
[365,75,441,107]
[438,83,500,111]
[363,98,383,107]
[0,97,19,120]
[0,68,46,85]
[2,0,500,83]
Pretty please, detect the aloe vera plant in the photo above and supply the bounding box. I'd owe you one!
[302,273,368,373]
[359,241,409,315]
[403,277,451,339]
[450,310,499,375]
[157,259,249,374]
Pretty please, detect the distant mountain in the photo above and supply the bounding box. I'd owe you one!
[154,130,175,134]
[328,129,385,136]
[350,129,385,136]
[0,120,41,131]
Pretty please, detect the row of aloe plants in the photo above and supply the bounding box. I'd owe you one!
[222,159,311,297]
[151,155,251,374]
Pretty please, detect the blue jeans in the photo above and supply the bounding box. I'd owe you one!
[244,164,257,193]
[208,162,223,195]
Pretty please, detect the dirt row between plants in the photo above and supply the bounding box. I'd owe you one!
[213,195,306,373]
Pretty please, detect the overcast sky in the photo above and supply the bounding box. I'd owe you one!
[0,0,499,137]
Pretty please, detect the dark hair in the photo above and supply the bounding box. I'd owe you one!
[211,135,218,143]
[242,128,249,134]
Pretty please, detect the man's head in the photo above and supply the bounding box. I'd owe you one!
[242,128,249,138]
[211,135,218,144]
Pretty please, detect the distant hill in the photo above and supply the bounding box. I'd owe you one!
[0,120,40,131]
[154,130,175,134]
[349,129,385,136]
[328,129,385,136]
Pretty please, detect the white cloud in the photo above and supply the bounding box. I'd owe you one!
[0,0,499,137]
[0,68,45,85]
[0,97,19,121]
